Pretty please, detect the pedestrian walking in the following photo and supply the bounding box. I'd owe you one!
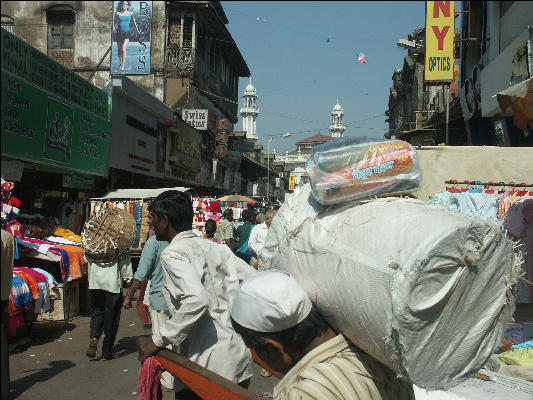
[248,208,277,269]
[216,208,234,250]
[233,210,254,263]
[86,253,133,360]
[123,233,174,390]
[136,191,257,399]
[201,219,221,244]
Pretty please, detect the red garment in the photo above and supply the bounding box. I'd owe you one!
[211,200,221,211]
[138,356,164,400]
[8,196,22,208]
[13,267,47,284]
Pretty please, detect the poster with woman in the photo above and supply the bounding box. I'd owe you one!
[111,1,152,74]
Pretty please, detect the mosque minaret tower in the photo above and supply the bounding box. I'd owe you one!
[329,100,346,138]
[240,78,260,141]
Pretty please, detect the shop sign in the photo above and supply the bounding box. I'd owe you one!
[166,121,202,182]
[63,173,95,189]
[1,28,108,119]
[109,94,166,178]
[182,109,208,130]
[459,64,483,121]
[424,1,455,83]
[1,71,110,176]
[215,118,229,158]
[288,175,295,190]
[111,1,152,75]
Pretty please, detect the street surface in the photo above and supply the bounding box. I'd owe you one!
[8,304,278,399]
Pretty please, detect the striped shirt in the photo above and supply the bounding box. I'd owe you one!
[273,334,415,400]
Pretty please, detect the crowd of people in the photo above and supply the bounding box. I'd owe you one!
[84,192,416,399]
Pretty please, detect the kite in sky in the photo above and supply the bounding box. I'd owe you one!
[357,53,366,64]
[256,17,267,23]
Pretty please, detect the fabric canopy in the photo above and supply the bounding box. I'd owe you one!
[95,187,190,200]
[496,77,532,112]
[219,194,256,204]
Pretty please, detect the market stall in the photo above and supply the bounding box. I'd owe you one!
[2,178,88,332]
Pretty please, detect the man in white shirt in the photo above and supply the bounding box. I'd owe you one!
[137,191,257,398]
[231,270,415,400]
[248,209,277,269]
[87,253,133,360]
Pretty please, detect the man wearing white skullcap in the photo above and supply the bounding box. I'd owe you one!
[231,270,415,400]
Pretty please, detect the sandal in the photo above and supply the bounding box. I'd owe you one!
[86,338,98,358]
[100,353,119,361]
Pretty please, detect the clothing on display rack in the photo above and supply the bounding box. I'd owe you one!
[430,180,533,303]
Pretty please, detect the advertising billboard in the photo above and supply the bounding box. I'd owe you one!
[425,1,455,83]
[111,1,152,75]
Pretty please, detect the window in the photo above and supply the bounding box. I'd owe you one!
[47,8,75,49]
[1,15,14,33]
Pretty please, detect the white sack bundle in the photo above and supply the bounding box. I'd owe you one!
[259,184,520,390]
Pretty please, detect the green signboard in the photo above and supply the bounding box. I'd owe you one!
[1,28,110,176]
[1,28,107,119]
[63,172,95,189]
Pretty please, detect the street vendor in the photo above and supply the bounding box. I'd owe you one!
[136,191,257,398]
[231,270,416,400]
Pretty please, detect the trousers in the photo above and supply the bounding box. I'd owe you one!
[89,289,123,358]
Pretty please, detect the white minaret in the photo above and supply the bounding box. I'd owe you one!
[329,99,346,138]
[240,78,260,140]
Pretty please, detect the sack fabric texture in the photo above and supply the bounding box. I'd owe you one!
[259,184,520,390]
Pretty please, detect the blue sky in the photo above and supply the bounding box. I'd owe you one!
[222,1,431,154]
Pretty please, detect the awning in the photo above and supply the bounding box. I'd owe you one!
[94,187,190,200]
[495,77,533,136]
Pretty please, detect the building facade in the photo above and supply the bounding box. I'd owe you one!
[1,1,261,193]
[386,27,466,146]
[458,1,532,146]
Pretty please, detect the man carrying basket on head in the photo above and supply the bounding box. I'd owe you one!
[82,208,136,361]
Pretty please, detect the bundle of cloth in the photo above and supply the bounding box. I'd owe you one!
[259,183,520,390]
[306,137,422,205]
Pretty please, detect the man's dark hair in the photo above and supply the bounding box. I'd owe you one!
[148,191,193,233]
[223,208,234,218]
[241,209,253,222]
[204,219,217,237]
[231,304,329,351]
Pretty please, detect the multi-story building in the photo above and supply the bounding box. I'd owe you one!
[388,2,532,147]
[457,1,532,146]
[386,27,466,146]
[2,1,254,193]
